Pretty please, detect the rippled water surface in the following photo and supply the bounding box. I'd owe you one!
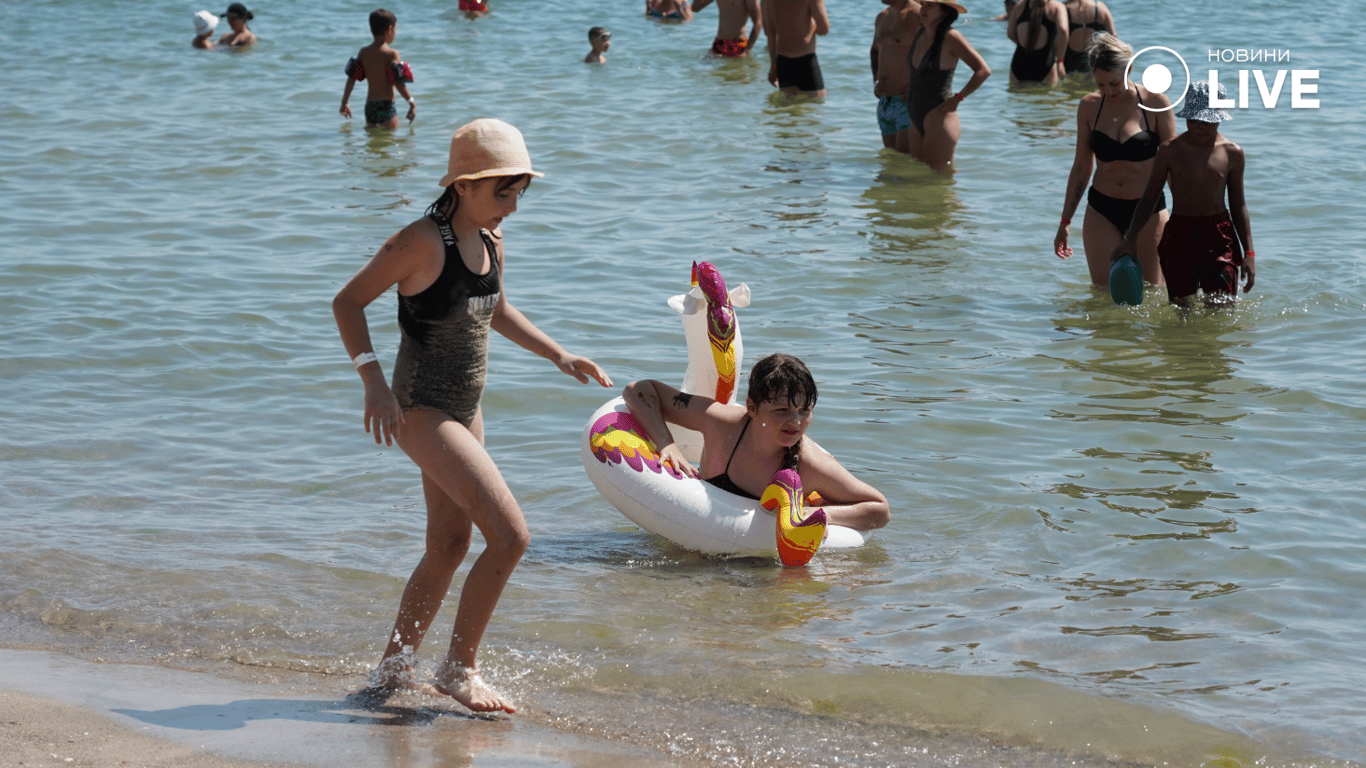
[2,0,1363,765]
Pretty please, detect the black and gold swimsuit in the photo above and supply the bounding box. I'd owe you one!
[391,210,500,427]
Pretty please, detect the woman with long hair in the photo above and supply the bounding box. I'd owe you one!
[1006,0,1067,85]
[1061,0,1115,74]
[903,0,991,171]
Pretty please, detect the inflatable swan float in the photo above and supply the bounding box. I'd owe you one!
[580,262,868,564]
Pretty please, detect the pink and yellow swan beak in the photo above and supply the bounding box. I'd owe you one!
[761,468,827,567]
[692,261,737,405]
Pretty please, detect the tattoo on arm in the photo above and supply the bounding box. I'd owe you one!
[672,392,694,409]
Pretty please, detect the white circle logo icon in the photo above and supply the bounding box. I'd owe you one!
[1126,46,1190,112]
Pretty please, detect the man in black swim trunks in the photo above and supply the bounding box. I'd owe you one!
[762,0,830,99]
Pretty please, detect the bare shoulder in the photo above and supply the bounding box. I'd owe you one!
[391,216,444,257]
[1220,136,1246,165]
[798,436,841,474]
[1076,90,1103,120]
[1137,85,1171,110]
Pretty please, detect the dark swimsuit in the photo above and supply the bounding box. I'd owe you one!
[905,27,955,135]
[705,418,760,500]
[775,53,825,92]
[1062,3,1107,74]
[390,210,501,428]
[1086,90,1166,234]
[1010,1,1058,82]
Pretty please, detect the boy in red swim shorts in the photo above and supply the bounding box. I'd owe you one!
[1113,80,1256,308]
[693,0,761,57]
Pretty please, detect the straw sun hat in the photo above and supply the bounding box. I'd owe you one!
[438,118,545,188]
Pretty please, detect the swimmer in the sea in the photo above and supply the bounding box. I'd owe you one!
[763,0,831,99]
[584,27,611,64]
[623,353,890,532]
[192,10,218,49]
[217,3,257,47]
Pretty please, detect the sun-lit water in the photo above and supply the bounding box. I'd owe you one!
[2,0,1363,765]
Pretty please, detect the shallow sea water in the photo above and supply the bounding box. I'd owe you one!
[2,0,1364,766]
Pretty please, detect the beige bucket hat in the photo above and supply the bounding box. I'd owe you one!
[438,118,545,188]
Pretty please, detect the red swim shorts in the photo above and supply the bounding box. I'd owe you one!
[459,0,487,12]
[1158,211,1243,301]
[711,37,747,57]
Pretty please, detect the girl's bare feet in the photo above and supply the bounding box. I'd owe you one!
[433,663,516,713]
[369,650,440,696]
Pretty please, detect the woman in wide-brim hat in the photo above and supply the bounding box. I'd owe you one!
[332,118,613,713]
[904,0,991,171]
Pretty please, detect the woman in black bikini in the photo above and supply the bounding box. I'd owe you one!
[903,0,991,172]
[1061,0,1115,75]
[1055,34,1175,288]
[622,353,889,532]
[1006,0,1068,85]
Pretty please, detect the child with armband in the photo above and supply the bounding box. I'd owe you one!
[340,8,416,130]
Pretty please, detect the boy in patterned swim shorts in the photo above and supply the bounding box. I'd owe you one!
[1113,81,1257,308]
[693,0,761,57]
[339,9,417,130]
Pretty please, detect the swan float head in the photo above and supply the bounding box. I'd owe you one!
[762,468,827,567]
[669,261,751,406]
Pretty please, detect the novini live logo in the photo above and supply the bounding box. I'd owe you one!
[1124,47,1320,112]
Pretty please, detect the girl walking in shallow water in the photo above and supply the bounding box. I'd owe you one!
[332,119,613,713]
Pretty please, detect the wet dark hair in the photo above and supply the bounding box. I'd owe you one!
[425,174,533,219]
[746,353,817,470]
[369,9,397,37]
[747,353,817,412]
[588,26,608,41]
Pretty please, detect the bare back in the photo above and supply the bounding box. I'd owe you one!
[358,42,401,101]
[697,0,761,40]
[767,0,828,56]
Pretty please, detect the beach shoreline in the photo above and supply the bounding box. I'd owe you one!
[0,647,700,768]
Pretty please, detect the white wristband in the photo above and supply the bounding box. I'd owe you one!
[353,352,378,369]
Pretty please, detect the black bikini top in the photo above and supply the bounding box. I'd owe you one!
[704,418,760,500]
[1090,91,1158,163]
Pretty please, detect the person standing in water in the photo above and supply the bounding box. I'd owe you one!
[1060,0,1115,74]
[1055,33,1173,288]
[693,0,762,58]
[871,0,921,153]
[1111,81,1257,308]
[333,119,613,713]
[903,0,991,171]
[762,0,831,99]
[1006,0,1066,85]
[340,9,417,130]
